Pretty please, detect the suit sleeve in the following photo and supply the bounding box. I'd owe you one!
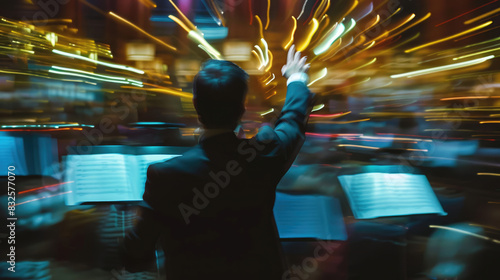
[121,165,162,272]
[255,81,314,162]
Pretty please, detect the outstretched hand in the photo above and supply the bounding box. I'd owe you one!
[281,45,310,79]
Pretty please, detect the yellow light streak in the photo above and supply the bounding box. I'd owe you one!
[354,14,380,40]
[464,7,500,25]
[308,67,327,86]
[477,173,500,176]
[265,0,271,30]
[252,50,263,68]
[168,0,196,30]
[453,46,500,60]
[480,121,500,124]
[339,0,359,22]
[188,30,221,59]
[380,13,431,44]
[405,21,492,53]
[372,13,415,42]
[168,15,191,33]
[254,15,264,39]
[264,50,273,72]
[390,55,494,78]
[316,0,331,20]
[297,18,319,51]
[352,57,377,71]
[121,86,192,98]
[283,16,298,50]
[109,12,177,51]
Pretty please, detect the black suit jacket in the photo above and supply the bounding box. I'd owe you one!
[122,81,314,279]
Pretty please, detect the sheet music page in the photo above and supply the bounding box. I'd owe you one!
[338,173,447,219]
[134,154,181,199]
[274,192,347,240]
[64,154,134,205]
[0,136,28,175]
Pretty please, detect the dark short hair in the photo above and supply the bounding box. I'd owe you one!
[193,60,249,129]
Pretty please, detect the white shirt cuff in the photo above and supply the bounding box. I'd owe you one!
[287,72,309,86]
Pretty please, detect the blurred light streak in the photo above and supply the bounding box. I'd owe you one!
[198,44,218,59]
[283,16,298,50]
[480,121,500,124]
[379,7,401,26]
[429,225,500,244]
[168,0,196,30]
[310,111,351,118]
[464,7,500,24]
[52,49,145,74]
[453,46,500,60]
[297,18,319,51]
[264,73,275,85]
[265,91,277,99]
[121,86,192,98]
[352,58,377,71]
[435,0,498,26]
[304,0,321,23]
[249,0,253,24]
[338,0,359,23]
[307,67,327,86]
[374,13,415,42]
[15,191,72,206]
[313,22,344,55]
[19,181,73,195]
[354,14,380,40]
[441,96,500,101]
[168,15,191,32]
[454,25,500,42]
[390,55,495,78]
[0,128,83,132]
[138,0,157,8]
[264,50,273,72]
[297,0,310,20]
[343,18,357,35]
[252,50,263,66]
[477,173,500,176]
[405,21,492,53]
[315,0,331,20]
[188,30,222,59]
[260,108,275,116]
[354,2,373,21]
[306,132,362,138]
[315,118,370,124]
[378,13,430,45]
[51,66,141,83]
[49,69,141,86]
[311,104,325,112]
[265,0,271,30]
[338,144,379,150]
[109,12,177,51]
[254,15,264,39]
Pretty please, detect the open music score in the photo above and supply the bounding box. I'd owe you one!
[338,173,446,219]
[64,153,180,205]
[274,192,347,240]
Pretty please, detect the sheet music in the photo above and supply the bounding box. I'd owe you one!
[0,135,28,175]
[274,192,347,240]
[65,154,133,205]
[64,153,181,205]
[338,173,446,219]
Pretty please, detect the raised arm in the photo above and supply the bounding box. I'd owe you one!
[252,45,314,162]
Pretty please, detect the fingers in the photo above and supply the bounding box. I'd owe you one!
[281,65,287,76]
[287,45,295,64]
[294,49,301,63]
[298,56,307,68]
[302,63,311,73]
